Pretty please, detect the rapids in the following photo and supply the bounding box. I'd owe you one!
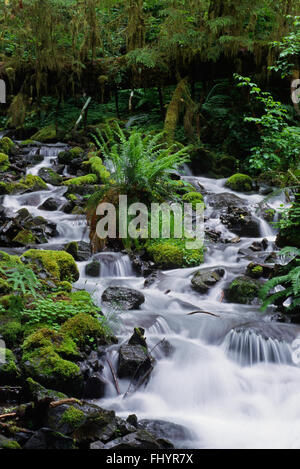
[2,143,300,449]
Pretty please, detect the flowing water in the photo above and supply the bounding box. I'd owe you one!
[2,143,300,449]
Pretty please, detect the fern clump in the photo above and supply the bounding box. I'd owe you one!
[260,247,300,315]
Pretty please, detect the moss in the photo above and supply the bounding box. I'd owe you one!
[31,124,56,142]
[0,348,21,385]
[146,243,183,269]
[0,278,12,295]
[0,137,15,155]
[84,155,111,183]
[38,167,63,185]
[22,345,83,394]
[22,327,80,360]
[13,229,37,246]
[71,206,86,215]
[0,320,22,347]
[225,276,260,304]
[0,251,22,265]
[20,139,36,146]
[26,377,67,401]
[60,406,85,430]
[1,439,21,450]
[60,313,111,348]
[182,191,204,210]
[246,263,263,279]
[0,152,9,172]
[63,174,98,186]
[225,173,253,192]
[22,249,79,282]
[56,281,73,293]
[66,194,77,202]
[69,147,84,157]
[1,174,49,195]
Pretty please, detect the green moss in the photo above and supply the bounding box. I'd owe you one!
[20,139,36,146]
[0,278,12,295]
[84,155,111,183]
[66,194,77,202]
[225,276,260,304]
[63,174,98,186]
[246,263,263,278]
[22,345,83,394]
[69,147,84,157]
[31,124,56,142]
[0,137,15,155]
[225,173,253,192]
[26,377,67,401]
[182,191,204,210]
[60,406,85,429]
[0,251,22,265]
[0,348,21,384]
[1,174,49,195]
[71,206,85,215]
[146,238,203,269]
[60,313,112,348]
[13,229,37,246]
[0,320,22,347]
[0,152,9,172]
[22,327,80,360]
[56,281,72,293]
[22,249,79,282]
[1,439,21,450]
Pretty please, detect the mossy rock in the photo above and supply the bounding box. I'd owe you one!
[0,137,15,155]
[38,167,63,186]
[58,147,84,165]
[60,313,114,349]
[246,263,263,279]
[0,319,22,348]
[31,124,57,143]
[224,276,260,304]
[276,228,300,249]
[63,174,98,186]
[146,239,203,269]
[225,173,253,192]
[0,348,21,385]
[13,229,37,246]
[0,435,21,450]
[22,345,83,395]
[25,377,67,402]
[56,281,73,293]
[22,327,80,361]
[0,251,22,265]
[182,191,204,210]
[21,249,79,282]
[59,406,85,432]
[1,175,48,195]
[0,152,9,172]
[83,155,111,183]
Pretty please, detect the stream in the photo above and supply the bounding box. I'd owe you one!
[2,142,300,449]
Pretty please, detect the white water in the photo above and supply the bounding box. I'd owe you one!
[2,143,300,448]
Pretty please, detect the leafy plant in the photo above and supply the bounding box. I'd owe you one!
[260,246,300,313]
[0,263,41,298]
[235,74,300,172]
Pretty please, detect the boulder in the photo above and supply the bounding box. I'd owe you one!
[191,269,224,293]
[102,286,145,310]
[224,276,260,304]
[38,197,60,211]
[38,167,63,185]
[102,429,173,449]
[24,428,74,450]
[85,260,101,277]
[118,344,151,380]
[220,207,260,238]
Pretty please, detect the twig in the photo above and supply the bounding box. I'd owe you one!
[107,358,121,395]
[0,412,16,420]
[49,398,81,408]
[187,310,220,317]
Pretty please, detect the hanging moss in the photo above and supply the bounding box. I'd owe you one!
[7,93,27,128]
[164,78,194,142]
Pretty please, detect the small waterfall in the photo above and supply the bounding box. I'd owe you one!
[94,252,134,277]
[223,328,293,366]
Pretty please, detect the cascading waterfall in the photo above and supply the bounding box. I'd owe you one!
[2,142,300,449]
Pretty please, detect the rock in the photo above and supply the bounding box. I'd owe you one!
[0,386,22,402]
[224,276,260,304]
[191,269,224,293]
[138,419,191,443]
[102,286,145,310]
[0,434,21,449]
[220,206,260,238]
[21,249,79,282]
[128,327,147,347]
[38,167,63,185]
[90,441,105,449]
[118,344,152,380]
[24,377,67,403]
[126,414,138,427]
[249,239,268,251]
[24,428,74,450]
[225,173,253,192]
[83,374,106,399]
[102,429,173,449]
[85,260,100,277]
[206,192,248,209]
[38,197,60,211]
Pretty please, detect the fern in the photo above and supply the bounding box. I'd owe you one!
[0,263,41,298]
[260,247,300,312]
